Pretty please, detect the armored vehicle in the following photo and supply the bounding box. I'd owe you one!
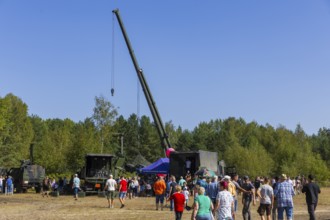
[80,154,125,193]
[7,160,45,193]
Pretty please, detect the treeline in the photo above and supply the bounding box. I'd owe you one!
[0,93,329,181]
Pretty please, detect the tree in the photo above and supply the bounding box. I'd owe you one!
[0,94,33,167]
[92,95,118,153]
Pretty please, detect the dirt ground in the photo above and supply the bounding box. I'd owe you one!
[1,188,330,220]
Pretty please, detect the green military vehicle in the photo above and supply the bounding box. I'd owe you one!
[7,160,45,193]
[80,153,125,193]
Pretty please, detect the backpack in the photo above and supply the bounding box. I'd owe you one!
[129,181,135,189]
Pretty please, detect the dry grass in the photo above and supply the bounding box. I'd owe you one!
[0,188,330,220]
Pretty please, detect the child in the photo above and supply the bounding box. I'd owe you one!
[182,183,190,208]
[168,185,185,220]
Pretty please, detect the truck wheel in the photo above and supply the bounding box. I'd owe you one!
[35,186,41,193]
[16,186,23,193]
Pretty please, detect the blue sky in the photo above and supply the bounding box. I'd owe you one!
[1,0,330,135]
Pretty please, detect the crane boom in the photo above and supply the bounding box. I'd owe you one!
[112,9,171,151]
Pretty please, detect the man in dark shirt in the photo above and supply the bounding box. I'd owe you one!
[302,174,321,220]
[241,176,255,220]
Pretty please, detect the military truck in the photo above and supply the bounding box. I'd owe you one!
[80,153,125,193]
[7,160,45,193]
[169,150,219,179]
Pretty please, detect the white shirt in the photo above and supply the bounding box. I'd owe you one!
[185,160,191,168]
[183,189,189,200]
[258,184,273,204]
[106,178,117,191]
[216,190,233,219]
[73,177,80,188]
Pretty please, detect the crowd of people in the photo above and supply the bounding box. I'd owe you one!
[99,172,321,220]
[1,172,321,220]
[0,175,14,195]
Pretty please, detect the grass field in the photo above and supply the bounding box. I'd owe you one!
[1,188,330,220]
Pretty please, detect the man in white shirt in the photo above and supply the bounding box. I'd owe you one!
[72,174,80,200]
[104,174,117,208]
[185,159,191,173]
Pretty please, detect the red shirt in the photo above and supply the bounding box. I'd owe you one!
[119,179,127,192]
[169,192,185,212]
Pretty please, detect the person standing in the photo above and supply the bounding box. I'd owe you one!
[153,176,167,211]
[6,176,13,195]
[72,174,80,200]
[215,181,234,220]
[206,176,218,216]
[0,175,3,193]
[183,183,190,208]
[104,174,117,208]
[302,174,321,220]
[192,186,214,220]
[178,176,187,187]
[271,176,279,220]
[186,159,192,173]
[169,176,178,211]
[232,174,249,220]
[42,176,50,197]
[118,176,128,208]
[274,174,295,220]
[168,185,186,220]
[241,176,255,220]
[257,177,274,220]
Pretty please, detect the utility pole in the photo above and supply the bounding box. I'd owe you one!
[113,133,124,155]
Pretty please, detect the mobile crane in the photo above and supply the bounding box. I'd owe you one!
[112,9,171,151]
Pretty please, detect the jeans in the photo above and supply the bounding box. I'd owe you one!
[307,203,317,220]
[277,206,293,220]
[175,211,183,220]
[7,185,13,193]
[272,200,277,220]
[170,199,174,211]
[196,213,212,220]
[242,198,252,220]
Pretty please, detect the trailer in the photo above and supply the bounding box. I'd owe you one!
[169,150,219,179]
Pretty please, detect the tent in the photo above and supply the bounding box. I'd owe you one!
[140,158,169,174]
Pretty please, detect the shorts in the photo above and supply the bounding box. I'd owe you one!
[257,204,271,216]
[119,191,127,199]
[210,198,217,207]
[155,194,165,204]
[106,191,115,200]
[73,187,79,195]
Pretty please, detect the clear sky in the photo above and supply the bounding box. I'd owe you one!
[1,0,330,135]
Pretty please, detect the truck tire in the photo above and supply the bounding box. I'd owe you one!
[35,186,41,193]
[16,185,23,193]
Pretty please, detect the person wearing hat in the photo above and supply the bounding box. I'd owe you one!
[302,174,321,220]
[223,176,235,199]
[274,174,295,220]
[215,181,234,220]
[72,174,80,200]
[104,174,117,208]
[241,176,255,220]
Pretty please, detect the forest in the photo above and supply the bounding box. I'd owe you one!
[0,93,329,183]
